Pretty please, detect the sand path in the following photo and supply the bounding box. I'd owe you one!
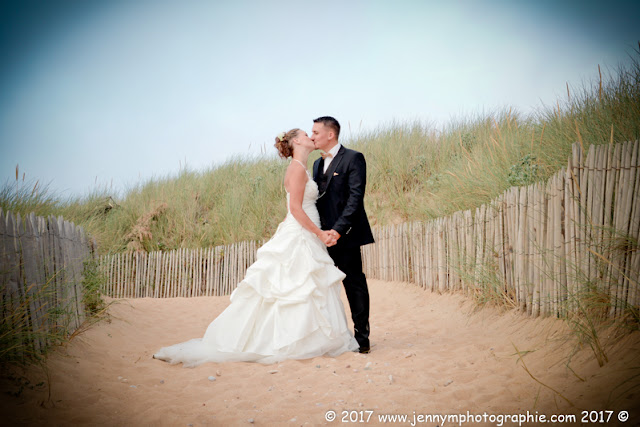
[2,279,639,426]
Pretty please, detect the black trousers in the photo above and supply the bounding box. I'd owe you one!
[328,245,370,348]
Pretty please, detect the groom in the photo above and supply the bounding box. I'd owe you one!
[311,116,375,354]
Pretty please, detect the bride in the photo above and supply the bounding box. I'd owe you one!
[153,128,359,366]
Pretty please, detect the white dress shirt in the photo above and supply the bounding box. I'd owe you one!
[323,143,342,174]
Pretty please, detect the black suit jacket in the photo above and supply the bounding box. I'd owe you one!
[313,145,375,248]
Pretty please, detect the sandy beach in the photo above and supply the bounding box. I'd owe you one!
[2,279,639,426]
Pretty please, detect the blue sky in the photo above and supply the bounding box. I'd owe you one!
[1,0,638,197]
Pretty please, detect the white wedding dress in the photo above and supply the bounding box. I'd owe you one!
[153,162,359,366]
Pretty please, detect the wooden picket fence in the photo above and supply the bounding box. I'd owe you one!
[362,140,639,317]
[100,241,263,298]
[99,140,639,319]
[0,208,97,356]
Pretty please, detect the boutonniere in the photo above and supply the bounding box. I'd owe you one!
[333,172,339,176]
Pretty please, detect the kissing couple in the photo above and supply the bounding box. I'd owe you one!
[154,116,375,366]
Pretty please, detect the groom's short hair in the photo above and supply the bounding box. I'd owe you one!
[313,116,340,140]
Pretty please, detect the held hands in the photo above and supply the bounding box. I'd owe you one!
[319,229,341,247]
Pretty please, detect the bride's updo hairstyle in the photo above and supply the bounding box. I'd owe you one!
[274,128,300,158]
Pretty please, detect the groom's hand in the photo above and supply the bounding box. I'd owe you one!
[319,230,338,247]
[330,229,341,241]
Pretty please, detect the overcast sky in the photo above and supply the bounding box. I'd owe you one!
[1,0,638,198]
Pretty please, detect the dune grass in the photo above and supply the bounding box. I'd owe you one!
[4,49,637,256]
[0,167,61,219]
[0,256,108,397]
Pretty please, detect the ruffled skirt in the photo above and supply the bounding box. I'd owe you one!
[153,214,358,366]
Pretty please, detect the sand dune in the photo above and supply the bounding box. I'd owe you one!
[2,279,639,426]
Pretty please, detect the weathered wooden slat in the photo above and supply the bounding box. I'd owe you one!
[0,211,10,329]
[627,141,640,308]
[554,173,566,317]
[23,213,43,353]
[4,212,26,354]
[619,141,637,315]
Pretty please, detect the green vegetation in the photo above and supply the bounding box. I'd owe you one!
[0,261,107,397]
[0,277,60,367]
[3,49,638,255]
[81,258,107,316]
[0,260,107,364]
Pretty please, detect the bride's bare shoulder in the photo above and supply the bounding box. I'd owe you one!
[284,161,308,192]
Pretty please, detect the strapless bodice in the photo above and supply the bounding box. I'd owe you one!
[286,175,320,228]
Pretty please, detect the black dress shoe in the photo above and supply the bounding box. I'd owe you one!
[358,346,371,354]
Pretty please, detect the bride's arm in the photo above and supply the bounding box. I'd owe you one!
[285,163,334,245]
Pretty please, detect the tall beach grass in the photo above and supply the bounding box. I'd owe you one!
[2,48,638,257]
